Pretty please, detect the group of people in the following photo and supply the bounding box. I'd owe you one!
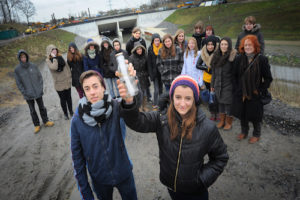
[14,15,272,200]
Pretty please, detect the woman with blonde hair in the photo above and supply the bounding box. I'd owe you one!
[46,44,73,119]
[174,29,187,53]
[157,34,183,91]
[181,37,203,88]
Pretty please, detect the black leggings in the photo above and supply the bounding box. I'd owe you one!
[57,88,73,116]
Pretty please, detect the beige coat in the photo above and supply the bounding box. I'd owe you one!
[46,44,71,91]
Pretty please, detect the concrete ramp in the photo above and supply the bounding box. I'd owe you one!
[61,22,99,39]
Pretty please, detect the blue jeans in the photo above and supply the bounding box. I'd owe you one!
[168,189,209,200]
[92,172,137,200]
[104,78,120,98]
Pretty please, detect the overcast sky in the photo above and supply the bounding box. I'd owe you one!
[30,0,150,22]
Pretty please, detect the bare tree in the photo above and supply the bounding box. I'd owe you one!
[0,0,8,23]
[17,0,35,25]
[4,0,21,23]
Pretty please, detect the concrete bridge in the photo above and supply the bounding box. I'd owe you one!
[61,10,175,42]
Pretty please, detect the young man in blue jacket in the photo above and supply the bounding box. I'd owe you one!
[70,70,137,200]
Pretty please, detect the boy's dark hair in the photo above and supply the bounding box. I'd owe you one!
[80,70,106,89]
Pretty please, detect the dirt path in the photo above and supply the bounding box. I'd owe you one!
[0,58,299,199]
[0,35,300,199]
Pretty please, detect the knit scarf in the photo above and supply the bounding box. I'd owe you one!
[88,49,96,59]
[152,43,163,56]
[78,91,112,127]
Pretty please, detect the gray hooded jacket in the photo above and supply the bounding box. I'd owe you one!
[14,50,44,100]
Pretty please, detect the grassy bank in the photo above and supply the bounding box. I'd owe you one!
[0,29,76,68]
[0,23,28,34]
[165,0,300,40]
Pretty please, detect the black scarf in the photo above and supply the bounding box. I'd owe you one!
[240,54,261,101]
[51,56,65,72]
[78,92,112,126]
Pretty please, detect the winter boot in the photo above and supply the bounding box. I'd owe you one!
[217,113,226,128]
[34,126,41,134]
[45,121,54,127]
[223,116,233,130]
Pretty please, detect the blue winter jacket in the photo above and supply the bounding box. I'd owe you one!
[83,54,103,76]
[70,100,132,200]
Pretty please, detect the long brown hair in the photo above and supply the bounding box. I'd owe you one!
[67,46,82,62]
[161,34,176,59]
[185,37,198,58]
[167,96,197,140]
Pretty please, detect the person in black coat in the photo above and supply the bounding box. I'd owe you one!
[211,37,237,130]
[126,27,147,57]
[235,16,265,54]
[67,42,84,98]
[126,27,152,102]
[192,20,206,50]
[147,33,163,110]
[232,35,272,144]
[118,74,228,200]
[130,42,150,111]
[100,37,119,99]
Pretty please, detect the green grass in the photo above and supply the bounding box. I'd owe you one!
[267,55,300,67]
[165,0,300,40]
[0,29,76,68]
[0,23,28,34]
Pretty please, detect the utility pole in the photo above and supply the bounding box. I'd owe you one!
[107,0,112,10]
[88,8,91,18]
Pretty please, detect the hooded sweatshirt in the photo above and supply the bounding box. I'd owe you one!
[130,41,150,90]
[109,38,129,73]
[14,50,44,100]
[100,37,116,78]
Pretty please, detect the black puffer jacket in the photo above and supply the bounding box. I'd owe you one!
[126,36,146,56]
[129,43,150,90]
[100,38,116,78]
[109,38,130,73]
[121,96,229,194]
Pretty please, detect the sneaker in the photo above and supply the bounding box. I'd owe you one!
[45,121,54,127]
[34,126,41,134]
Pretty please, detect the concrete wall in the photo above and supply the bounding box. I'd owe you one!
[61,22,99,39]
[137,10,175,28]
